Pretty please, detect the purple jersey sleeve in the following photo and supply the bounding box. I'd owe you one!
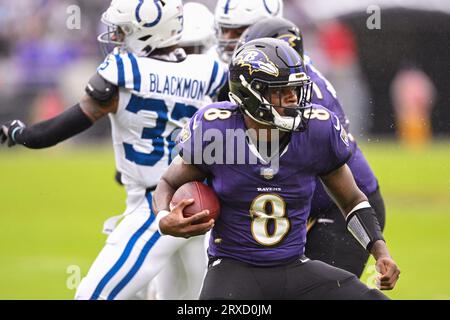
[306,60,350,132]
[177,101,236,174]
[306,105,353,176]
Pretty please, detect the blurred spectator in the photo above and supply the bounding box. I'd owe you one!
[29,89,65,123]
[391,66,436,150]
[0,0,109,141]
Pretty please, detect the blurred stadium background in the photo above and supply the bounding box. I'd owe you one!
[0,0,449,299]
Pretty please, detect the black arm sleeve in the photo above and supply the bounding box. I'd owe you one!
[346,206,385,252]
[14,104,93,149]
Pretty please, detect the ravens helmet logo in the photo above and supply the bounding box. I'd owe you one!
[233,49,280,77]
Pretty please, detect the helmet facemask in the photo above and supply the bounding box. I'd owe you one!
[97,17,130,56]
[216,24,248,63]
[97,15,161,57]
[230,74,313,132]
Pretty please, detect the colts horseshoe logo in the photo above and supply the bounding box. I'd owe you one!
[135,0,162,28]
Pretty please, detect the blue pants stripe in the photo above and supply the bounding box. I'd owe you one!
[107,231,161,299]
[89,192,157,300]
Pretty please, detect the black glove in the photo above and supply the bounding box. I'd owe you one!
[0,120,26,147]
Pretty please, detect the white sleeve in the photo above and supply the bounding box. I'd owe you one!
[205,58,228,99]
[97,52,142,91]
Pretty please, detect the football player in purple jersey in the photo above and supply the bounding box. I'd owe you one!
[152,38,400,299]
[237,17,386,278]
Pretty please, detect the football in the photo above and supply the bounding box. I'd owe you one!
[170,181,220,224]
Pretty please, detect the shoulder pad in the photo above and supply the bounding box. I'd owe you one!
[85,73,118,104]
[194,102,239,127]
[97,52,142,91]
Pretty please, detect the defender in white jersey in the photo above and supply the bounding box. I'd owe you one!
[214,0,284,63]
[178,2,216,55]
[1,0,226,300]
[148,2,220,300]
[213,0,283,101]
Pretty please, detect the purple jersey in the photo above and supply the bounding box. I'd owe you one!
[306,60,379,214]
[178,102,352,266]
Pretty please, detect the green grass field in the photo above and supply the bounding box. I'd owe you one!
[0,141,449,299]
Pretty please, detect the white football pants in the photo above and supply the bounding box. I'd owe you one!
[75,187,207,300]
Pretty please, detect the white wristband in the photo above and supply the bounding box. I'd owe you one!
[346,201,371,218]
[155,210,170,235]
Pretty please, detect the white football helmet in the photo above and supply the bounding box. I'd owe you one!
[214,0,283,63]
[178,2,215,54]
[98,0,183,56]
